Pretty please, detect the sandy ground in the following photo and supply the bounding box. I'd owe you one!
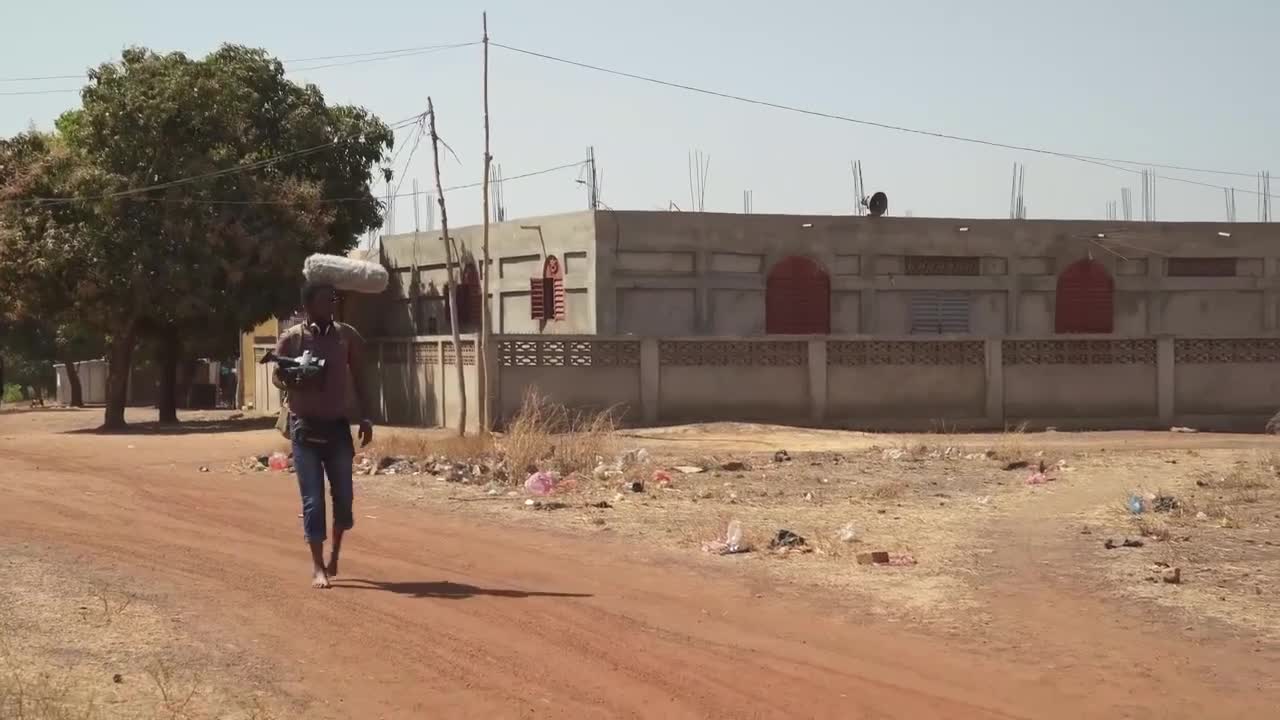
[2,407,1279,719]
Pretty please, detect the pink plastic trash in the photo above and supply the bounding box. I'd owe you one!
[652,469,673,487]
[268,452,290,471]
[553,474,580,495]
[524,470,559,496]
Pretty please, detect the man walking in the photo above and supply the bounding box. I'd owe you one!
[274,282,374,589]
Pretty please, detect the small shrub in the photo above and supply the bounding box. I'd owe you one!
[497,389,618,480]
[864,479,908,500]
[1135,516,1171,542]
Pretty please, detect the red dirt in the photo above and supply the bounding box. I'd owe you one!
[2,408,1276,719]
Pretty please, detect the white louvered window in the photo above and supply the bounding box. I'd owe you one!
[910,291,970,334]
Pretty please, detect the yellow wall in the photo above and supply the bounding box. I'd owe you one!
[238,317,280,409]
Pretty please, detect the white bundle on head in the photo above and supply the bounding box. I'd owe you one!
[303,253,389,294]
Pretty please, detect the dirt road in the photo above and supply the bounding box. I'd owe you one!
[3,409,1276,719]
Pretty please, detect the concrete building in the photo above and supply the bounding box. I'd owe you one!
[243,211,1280,432]
[359,210,1280,340]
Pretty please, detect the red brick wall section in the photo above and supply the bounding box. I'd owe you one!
[1055,259,1114,334]
[766,256,831,334]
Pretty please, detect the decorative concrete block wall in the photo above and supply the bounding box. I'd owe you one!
[365,334,1280,433]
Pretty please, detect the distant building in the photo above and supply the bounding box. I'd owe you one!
[350,210,1280,340]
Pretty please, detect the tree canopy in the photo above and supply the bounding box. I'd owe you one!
[0,44,394,427]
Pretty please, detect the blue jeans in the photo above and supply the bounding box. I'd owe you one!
[292,423,355,544]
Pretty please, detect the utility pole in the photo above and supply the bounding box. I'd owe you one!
[428,97,467,437]
[478,11,492,433]
[586,146,598,209]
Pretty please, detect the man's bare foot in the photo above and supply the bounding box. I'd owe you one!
[325,555,339,578]
[311,568,331,589]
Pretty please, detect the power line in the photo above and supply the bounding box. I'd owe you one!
[282,41,477,66]
[0,41,476,84]
[4,159,585,207]
[0,73,84,83]
[441,160,585,194]
[492,41,1272,186]
[391,120,427,199]
[0,88,80,96]
[287,42,479,72]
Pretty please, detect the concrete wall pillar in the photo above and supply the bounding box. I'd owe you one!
[860,288,876,334]
[694,250,710,334]
[435,340,446,427]
[1006,255,1020,334]
[984,338,1005,428]
[1157,335,1175,425]
[484,338,500,432]
[418,342,430,427]
[1264,258,1278,332]
[640,338,660,425]
[1146,257,1162,335]
[807,339,827,424]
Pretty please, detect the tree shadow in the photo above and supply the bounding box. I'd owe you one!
[333,579,592,601]
[68,415,277,436]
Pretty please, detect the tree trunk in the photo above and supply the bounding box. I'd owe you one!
[157,330,181,424]
[103,323,137,430]
[445,274,467,438]
[427,98,467,437]
[19,385,30,402]
[62,357,84,408]
[479,15,492,434]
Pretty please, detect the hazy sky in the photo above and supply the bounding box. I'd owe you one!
[3,0,1277,226]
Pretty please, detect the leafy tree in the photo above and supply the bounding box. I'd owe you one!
[0,133,104,407]
[0,319,57,404]
[0,45,393,428]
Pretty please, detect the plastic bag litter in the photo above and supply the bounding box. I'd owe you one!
[702,520,749,555]
[838,523,859,543]
[619,448,649,468]
[1127,494,1146,514]
[268,452,290,471]
[524,470,560,496]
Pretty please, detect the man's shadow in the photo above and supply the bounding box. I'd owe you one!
[333,579,592,601]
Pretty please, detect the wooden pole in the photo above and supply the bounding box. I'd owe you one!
[479,11,492,433]
[427,98,467,436]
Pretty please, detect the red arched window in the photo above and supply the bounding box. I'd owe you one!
[530,255,566,321]
[454,262,482,328]
[766,256,830,334]
[1055,259,1113,333]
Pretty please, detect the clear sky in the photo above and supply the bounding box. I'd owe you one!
[3,0,1277,227]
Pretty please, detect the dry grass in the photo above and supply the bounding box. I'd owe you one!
[370,389,618,484]
[147,660,201,720]
[359,435,1016,623]
[1135,515,1172,541]
[0,640,98,720]
[861,478,909,501]
[0,550,287,720]
[359,424,1280,639]
[1130,455,1280,530]
[993,421,1032,462]
[1086,449,1280,640]
[499,389,617,477]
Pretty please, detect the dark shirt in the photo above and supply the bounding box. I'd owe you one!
[275,321,364,421]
